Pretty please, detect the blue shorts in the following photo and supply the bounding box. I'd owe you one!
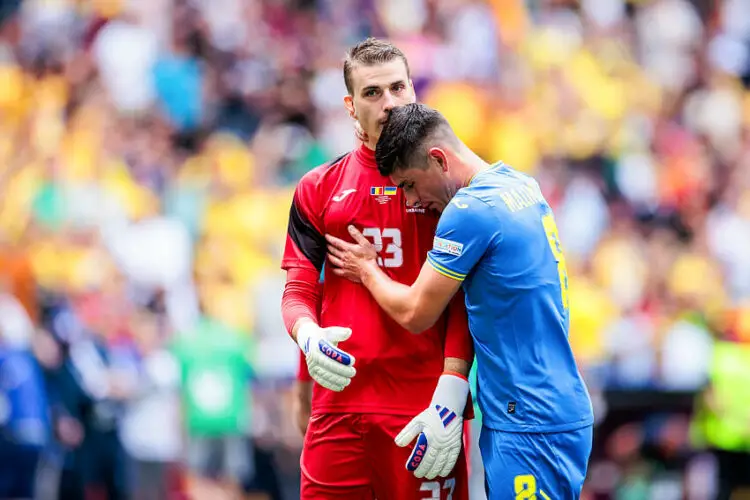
[479,425,592,500]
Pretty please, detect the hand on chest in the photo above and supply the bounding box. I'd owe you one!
[325,183,407,269]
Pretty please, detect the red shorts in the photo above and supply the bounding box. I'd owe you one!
[300,413,469,500]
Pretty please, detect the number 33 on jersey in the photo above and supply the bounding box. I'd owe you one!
[319,167,439,284]
[362,227,403,268]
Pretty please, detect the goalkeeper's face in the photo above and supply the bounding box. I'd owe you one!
[344,60,415,146]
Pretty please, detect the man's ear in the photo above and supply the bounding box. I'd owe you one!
[344,95,356,119]
[429,147,449,172]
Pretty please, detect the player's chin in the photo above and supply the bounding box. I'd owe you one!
[367,126,382,142]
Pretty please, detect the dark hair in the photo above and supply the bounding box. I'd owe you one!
[375,103,452,177]
[343,38,410,95]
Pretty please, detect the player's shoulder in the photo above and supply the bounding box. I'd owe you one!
[451,183,496,213]
[296,151,352,191]
[465,163,545,208]
[486,162,542,193]
[441,188,495,229]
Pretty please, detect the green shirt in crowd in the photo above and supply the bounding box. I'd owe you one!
[172,316,254,437]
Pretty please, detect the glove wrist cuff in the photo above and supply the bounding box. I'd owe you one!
[430,373,469,414]
[296,322,317,353]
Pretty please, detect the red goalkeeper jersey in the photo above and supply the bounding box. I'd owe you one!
[281,145,473,415]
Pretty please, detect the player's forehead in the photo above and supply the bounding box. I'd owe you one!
[390,171,407,186]
[350,59,409,92]
[392,167,424,186]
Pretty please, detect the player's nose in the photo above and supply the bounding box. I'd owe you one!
[405,193,420,207]
[382,90,396,111]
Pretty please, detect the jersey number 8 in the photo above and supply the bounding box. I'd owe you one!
[541,214,570,310]
[362,228,403,268]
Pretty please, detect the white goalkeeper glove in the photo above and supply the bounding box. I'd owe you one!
[396,373,469,480]
[296,322,356,392]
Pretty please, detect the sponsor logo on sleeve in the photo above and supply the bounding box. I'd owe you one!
[433,237,464,256]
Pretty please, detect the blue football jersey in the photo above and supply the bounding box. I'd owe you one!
[427,163,593,433]
[0,349,50,446]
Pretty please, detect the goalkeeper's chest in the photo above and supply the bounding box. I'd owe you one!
[324,180,428,234]
[324,180,436,267]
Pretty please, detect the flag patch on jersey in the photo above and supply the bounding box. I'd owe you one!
[433,237,463,256]
[371,186,397,196]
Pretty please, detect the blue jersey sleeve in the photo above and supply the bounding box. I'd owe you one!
[427,194,499,281]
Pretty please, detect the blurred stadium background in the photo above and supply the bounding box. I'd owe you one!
[1,0,749,498]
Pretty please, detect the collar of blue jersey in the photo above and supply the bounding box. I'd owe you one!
[466,161,504,187]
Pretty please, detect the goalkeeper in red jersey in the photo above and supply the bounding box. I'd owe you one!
[281,38,474,499]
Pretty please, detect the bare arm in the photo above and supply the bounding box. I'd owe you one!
[444,357,470,377]
[327,226,463,333]
[293,380,313,436]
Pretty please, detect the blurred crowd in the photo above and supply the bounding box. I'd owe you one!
[1,0,749,498]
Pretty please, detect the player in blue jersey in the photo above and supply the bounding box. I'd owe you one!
[325,103,594,499]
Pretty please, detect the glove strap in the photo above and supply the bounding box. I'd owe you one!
[430,372,469,419]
